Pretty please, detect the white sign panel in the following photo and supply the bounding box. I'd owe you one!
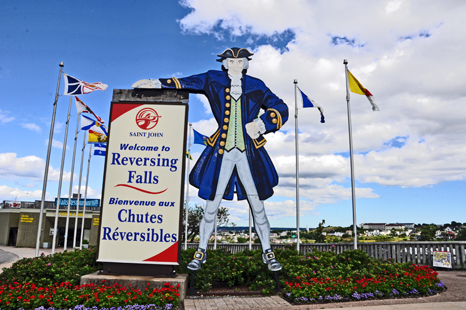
[433,251,452,269]
[98,102,187,265]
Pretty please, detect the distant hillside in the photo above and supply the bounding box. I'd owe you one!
[217,226,314,232]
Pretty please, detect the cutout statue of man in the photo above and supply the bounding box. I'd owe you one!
[132,47,288,272]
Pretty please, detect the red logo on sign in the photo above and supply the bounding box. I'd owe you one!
[135,108,161,130]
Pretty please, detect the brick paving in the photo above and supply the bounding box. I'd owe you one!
[184,296,292,310]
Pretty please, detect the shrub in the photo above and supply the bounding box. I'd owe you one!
[0,247,102,287]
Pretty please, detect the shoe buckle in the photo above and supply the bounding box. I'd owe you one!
[194,251,205,261]
[266,252,275,261]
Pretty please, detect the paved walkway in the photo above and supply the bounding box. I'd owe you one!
[1,245,466,310]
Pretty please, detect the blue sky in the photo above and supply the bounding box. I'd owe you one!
[1,0,465,228]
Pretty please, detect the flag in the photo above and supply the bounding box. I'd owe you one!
[186,151,192,160]
[75,96,104,123]
[81,114,107,136]
[347,70,380,111]
[88,128,108,143]
[297,87,325,123]
[64,73,108,95]
[94,143,106,156]
[193,128,208,145]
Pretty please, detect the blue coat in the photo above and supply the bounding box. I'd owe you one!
[160,70,289,201]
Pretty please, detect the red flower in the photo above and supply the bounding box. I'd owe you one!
[296,276,300,280]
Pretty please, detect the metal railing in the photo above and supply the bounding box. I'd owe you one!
[186,241,466,269]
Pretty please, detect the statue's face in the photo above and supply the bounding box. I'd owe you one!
[227,58,244,75]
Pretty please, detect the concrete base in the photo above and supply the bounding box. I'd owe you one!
[80,272,188,302]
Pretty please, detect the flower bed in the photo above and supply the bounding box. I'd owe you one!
[0,248,180,310]
[0,246,446,308]
[0,281,179,310]
[284,265,445,304]
[176,246,446,302]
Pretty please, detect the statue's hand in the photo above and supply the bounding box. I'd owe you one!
[132,79,162,89]
[245,122,260,139]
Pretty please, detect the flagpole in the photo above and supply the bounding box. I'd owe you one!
[80,143,92,249]
[248,209,252,250]
[64,110,80,251]
[52,95,72,254]
[344,59,358,250]
[73,131,86,249]
[214,217,217,250]
[184,123,192,250]
[35,62,64,257]
[294,79,300,252]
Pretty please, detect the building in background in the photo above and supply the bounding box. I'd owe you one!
[0,199,100,248]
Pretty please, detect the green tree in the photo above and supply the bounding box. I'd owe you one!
[237,237,247,243]
[313,219,326,243]
[182,204,235,242]
[419,225,436,241]
[456,227,466,241]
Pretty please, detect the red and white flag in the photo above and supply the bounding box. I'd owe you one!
[75,96,105,123]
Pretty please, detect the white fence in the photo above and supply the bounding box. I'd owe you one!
[186,241,466,269]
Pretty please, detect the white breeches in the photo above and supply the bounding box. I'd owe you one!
[198,149,271,250]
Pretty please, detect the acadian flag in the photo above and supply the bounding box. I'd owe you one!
[296,87,325,123]
[75,96,105,123]
[193,128,208,145]
[347,70,380,111]
[93,143,106,156]
[64,73,108,95]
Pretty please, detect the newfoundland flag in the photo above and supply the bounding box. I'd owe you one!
[64,73,108,95]
[297,87,325,123]
[93,143,106,156]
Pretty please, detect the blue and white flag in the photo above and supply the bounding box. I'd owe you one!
[94,143,106,156]
[81,114,107,136]
[64,73,108,95]
[297,87,325,123]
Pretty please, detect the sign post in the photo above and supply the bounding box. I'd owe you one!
[97,89,188,277]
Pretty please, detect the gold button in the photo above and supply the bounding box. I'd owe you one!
[220,141,225,146]
[225,88,230,93]
[272,118,278,124]
[223,125,228,130]
[221,133,227,138]
[225,111,230,115]
[218,149,224,154]
[225,103,230,108]
[226,95,231,100]
[167,79,171,84]
[224,118,229,123]
[270,112,276,117]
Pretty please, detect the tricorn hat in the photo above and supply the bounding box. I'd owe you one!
[216,47,254,62]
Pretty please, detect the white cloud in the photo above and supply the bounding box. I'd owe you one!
[0,110,14,124]
[47,139,66,149]
[0,152,73,182]
[72,185,98,198]
[0,185,45,201]
[22,123,41,132]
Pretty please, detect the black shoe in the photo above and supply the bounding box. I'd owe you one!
[187,248,207,271]
[262,249,282,271]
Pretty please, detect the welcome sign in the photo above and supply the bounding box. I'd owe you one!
[98,102,187,265]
